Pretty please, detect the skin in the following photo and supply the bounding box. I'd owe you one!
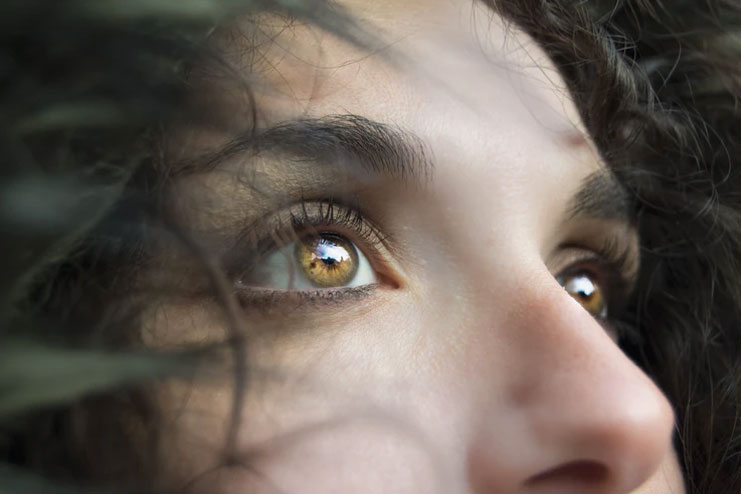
[145,1,687,493]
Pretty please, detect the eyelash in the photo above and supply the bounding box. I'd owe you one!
[288,200,387,249]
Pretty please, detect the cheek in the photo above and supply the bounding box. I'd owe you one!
[148,297,460,492]
[632,450,686,494]
[185,420,442,494]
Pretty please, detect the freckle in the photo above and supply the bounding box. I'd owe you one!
[565,132,589,149]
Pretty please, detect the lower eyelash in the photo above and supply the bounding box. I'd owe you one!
[234,284,378,313]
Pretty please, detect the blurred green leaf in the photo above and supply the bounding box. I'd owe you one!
[0,464,78,494]
[73,0,232,23]
[17,101,129,134]
[0,177,126,320]
[0,342,185,418]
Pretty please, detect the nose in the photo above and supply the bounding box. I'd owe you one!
[466,269,676,494]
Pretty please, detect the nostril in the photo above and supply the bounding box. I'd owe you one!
[525,460,609,486]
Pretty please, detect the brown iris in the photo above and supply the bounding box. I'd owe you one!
[295,233,359,287]
[561,273,607,318]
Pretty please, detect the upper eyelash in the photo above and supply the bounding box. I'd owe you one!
[225,198,387,281]
[286,198,388,249]
[597,238,642,339]
[593,238,638,310]
[560,236,637,290]
[593,236,636,281]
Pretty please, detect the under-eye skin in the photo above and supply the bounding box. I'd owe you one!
[230,200,392,309]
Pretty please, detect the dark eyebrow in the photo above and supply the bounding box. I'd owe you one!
[202,114,433,182]
[181,115,629,224]
[568,170,634,223]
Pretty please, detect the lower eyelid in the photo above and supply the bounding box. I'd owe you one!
[234,284,379,313]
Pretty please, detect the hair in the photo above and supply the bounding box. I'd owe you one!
[1,1,740,493]
[492,3,741,492]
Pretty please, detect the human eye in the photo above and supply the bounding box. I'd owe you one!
[557,270,608,319]
[230,200,394,308]
[245,231,375,290]
[554,237,637,338]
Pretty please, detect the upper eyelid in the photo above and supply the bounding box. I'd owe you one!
[558,255,630,293]
[553,216,640,279]
[556,245,636,282]
[290,200,387,243]
[554,237,638,281]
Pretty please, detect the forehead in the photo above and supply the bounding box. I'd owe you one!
[206,0,588,139]
[175,0,607,248]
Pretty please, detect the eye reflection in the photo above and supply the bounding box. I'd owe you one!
[296,233,359,287]
[560,273,607,319]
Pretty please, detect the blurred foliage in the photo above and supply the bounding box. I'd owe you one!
[0,341,185,418]
[0,464,78,494]
[0,0,368,491]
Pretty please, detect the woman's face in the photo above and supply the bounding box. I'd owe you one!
[148,1,686,493]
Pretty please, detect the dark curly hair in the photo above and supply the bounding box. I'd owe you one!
[1,1,740,493]
[492,2,741,492]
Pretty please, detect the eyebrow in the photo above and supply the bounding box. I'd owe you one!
[568,170,634,223]
[206,114,433,183]
[198,114,632,224]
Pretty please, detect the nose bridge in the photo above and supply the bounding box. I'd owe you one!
[467,268,675,494]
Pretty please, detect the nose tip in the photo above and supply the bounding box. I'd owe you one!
[468,280,677,494]
[523,380,676,493]
[523,293,676,493]
[607,388,677,490]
